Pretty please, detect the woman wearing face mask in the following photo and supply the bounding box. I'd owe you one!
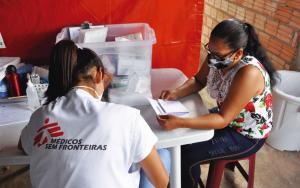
[158,19,276,187]
[19,40,169,188]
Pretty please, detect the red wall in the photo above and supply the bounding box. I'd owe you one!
[0,0,204,77]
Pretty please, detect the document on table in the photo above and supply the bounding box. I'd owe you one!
[0,102,32,126]
[148,98,189,117]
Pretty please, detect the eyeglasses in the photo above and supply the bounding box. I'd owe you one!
[204,43,236,61]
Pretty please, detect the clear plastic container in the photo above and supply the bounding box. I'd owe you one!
[56,23,156,106]
[266,70,300,151]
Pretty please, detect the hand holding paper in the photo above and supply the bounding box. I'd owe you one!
[157,114,183,130]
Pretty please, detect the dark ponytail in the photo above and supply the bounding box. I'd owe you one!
[45,40,78,104]
[211,19,276,86]
[73,48,104,85]
[243,23,276,86]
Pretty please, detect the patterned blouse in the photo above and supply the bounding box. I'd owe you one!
[207,56,272,139]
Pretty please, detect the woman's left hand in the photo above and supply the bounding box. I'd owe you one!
[157,115,183,130]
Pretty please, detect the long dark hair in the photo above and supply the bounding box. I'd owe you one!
[73,48,104,85]
[45,40,104,104]
[45,40,78,104]
[210,19,276,85]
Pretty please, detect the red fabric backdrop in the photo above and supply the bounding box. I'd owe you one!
[0,0,204,77]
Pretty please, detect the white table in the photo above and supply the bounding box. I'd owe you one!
[143,68,214,188]
[0,102,31,165]
[0,68,214,188]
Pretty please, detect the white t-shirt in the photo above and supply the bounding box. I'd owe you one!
[21,89,157,188]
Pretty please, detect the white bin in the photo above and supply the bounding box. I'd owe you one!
[266,70,300,151]
[56,23,156,106]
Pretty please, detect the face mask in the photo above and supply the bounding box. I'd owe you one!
[94,91,103,101]
[207,54,233,69]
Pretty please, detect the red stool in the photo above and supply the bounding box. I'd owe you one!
[205,153,256,188]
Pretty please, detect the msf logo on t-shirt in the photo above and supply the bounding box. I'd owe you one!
[34,118,64,147]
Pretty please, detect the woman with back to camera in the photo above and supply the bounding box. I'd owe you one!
[158,19,276,187]
[19,40,169,188]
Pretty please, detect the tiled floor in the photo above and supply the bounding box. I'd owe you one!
[1,89,299,188]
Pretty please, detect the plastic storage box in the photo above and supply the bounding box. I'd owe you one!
[56,23,156,106]
[266,70,300,151]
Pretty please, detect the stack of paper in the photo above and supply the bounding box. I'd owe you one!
[148,98,189,116]
[78,27,108,43]
[115,32,143,42]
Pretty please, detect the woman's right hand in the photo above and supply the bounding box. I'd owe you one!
[159,90,178,100]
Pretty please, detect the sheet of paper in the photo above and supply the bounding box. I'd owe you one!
[69,25,106,43]
[148,98,165,115]
[0,102,32,126]
[55,28,69,43]
[115,32,143,41]
[68,27,81,42]
[157,99,189,115]
[78,27,108,43]
[147,98,189,117]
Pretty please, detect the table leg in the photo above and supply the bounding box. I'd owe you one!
[169,146,181,188]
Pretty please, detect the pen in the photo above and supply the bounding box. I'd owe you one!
[157,100,166,114]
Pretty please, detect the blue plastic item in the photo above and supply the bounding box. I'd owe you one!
[0,79,8,98]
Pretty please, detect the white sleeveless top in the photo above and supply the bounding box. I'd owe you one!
[207,56,273,139]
